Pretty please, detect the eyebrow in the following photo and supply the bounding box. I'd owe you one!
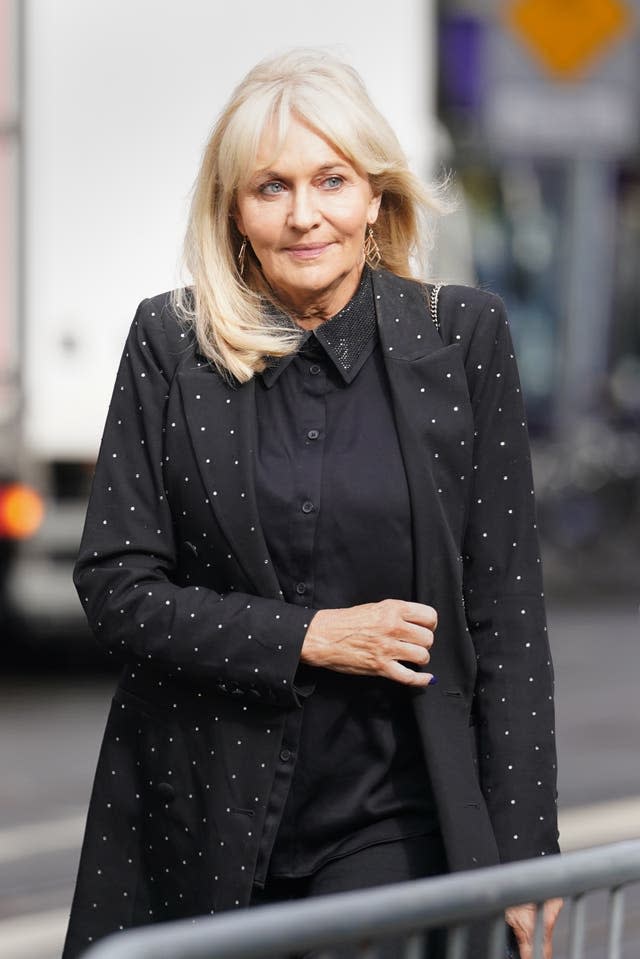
[249,162,352,184]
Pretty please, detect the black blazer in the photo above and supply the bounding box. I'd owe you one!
[63,269,559,957]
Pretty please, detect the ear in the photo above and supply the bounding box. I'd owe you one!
[367,192,382,225]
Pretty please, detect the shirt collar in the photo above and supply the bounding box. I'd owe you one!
[261,267,377,387]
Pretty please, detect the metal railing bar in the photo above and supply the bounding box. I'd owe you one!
[402,932,425,959]
[606,886,625,959]
[444,925,468,959]
[568,894,586,959]
[82,841,640,959]
[533,903,545,959]
[487,915,507,959]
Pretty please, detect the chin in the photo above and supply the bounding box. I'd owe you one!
[268,259,360,311]
[281,268,340,293]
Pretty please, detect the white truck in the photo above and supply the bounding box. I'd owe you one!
[2,0,460,639]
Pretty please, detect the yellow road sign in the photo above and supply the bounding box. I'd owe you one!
[505,0,633,79]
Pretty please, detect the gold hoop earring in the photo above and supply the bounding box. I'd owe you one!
[237,237,247,276]
[363,226,381,269]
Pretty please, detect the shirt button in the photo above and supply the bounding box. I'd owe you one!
[157,782,176,802]
[301,500,315,514]
[309,364,321,376]
[307,429,320,440]
[279,749,292,762]
[295,582,307,595]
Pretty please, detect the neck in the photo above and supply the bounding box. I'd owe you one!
[291,307,334,331]
[274,263,367,331]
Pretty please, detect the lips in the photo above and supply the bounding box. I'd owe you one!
[284,243,332,260]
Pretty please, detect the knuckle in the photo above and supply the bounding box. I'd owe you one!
[381,603,401,633]
[376,650,390,674]
[382,662,397,681]
[379,638,395,659]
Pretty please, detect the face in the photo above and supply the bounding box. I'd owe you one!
[234,115,381,324]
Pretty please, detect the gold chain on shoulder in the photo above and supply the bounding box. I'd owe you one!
[430,283,443,332]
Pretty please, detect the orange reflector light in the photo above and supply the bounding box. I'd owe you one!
[0,484,45,539]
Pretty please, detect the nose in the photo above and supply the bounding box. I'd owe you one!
[287,186,321,232]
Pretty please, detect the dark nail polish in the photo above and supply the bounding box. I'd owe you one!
[428,675,438,685]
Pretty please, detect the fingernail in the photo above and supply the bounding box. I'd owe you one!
[428,675,438,685]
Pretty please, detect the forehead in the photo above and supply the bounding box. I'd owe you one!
[250,114,352,175]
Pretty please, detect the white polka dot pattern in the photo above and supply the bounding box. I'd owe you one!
[64,274,559,958]
[375,276,558,869]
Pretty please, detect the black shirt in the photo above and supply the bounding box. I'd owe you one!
[253,269,438,881]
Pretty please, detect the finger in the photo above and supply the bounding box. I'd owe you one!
[385,660,435,687]
[398,601,438,630]
[545,897,564,925]
[508,926,532,959]
[505,906,535,951]
[394,640,432,667]
[401,623,435,649]
[543,898,563,958]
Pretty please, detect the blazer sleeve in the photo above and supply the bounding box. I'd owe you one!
[74,298,313,708]
[459,293,560,863]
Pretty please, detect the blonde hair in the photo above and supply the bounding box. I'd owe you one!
[174,49,442,383]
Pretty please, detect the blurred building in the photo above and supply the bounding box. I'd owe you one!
[436,0,640,589]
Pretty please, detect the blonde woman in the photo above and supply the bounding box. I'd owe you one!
[64,50,561,959]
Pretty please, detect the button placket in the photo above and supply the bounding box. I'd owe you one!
[282,358,327,605]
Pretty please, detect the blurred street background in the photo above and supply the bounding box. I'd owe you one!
[1,1,639,958]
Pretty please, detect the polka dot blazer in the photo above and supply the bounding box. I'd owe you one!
[63,269,559,958]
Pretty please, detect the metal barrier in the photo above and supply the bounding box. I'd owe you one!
[83,840,640,959]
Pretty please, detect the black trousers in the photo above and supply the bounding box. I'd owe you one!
[251,834,448,958]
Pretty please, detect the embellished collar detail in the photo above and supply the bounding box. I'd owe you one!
[261,267,377,387]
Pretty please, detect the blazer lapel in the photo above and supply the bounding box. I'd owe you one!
[176,362,282,599]
[374,270,474,681]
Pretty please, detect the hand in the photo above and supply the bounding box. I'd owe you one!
[301,599,437,687]
[505,898,563,959]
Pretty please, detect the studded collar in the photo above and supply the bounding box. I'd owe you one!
[261,266,376,387]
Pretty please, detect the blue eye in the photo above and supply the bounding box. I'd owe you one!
[323,175,343,189]
[260,181,285,195]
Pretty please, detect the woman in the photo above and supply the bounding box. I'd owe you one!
[64,50,561,959]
